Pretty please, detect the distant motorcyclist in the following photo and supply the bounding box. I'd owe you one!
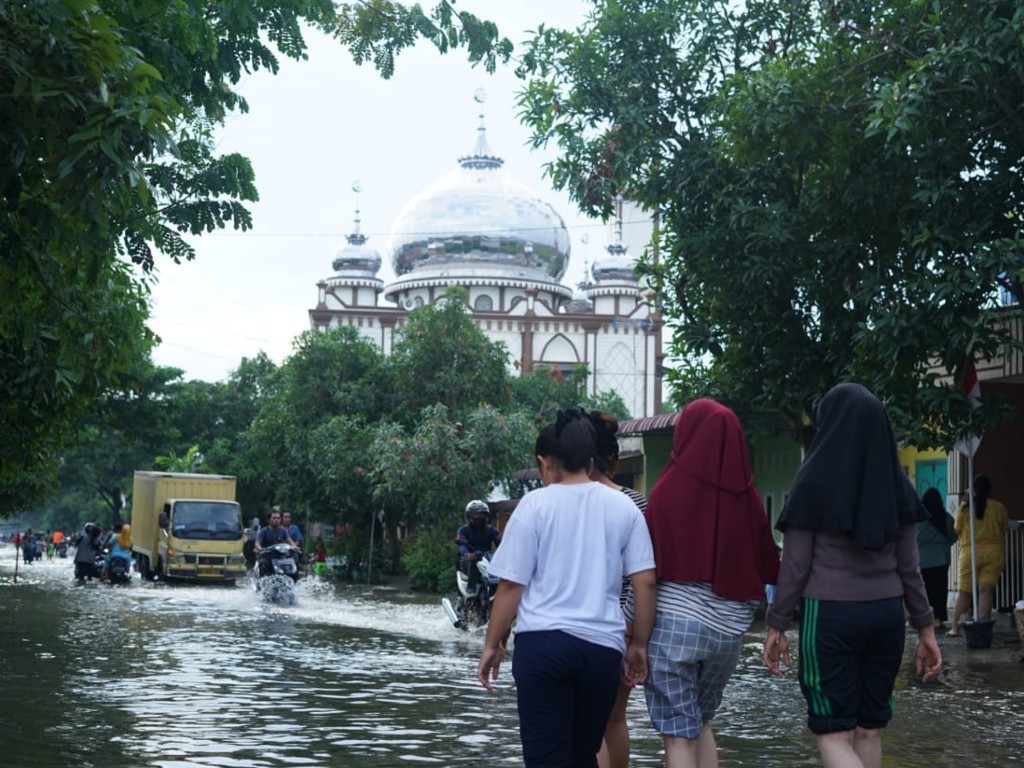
[455,500,502,597]
[254,508,296,577]
[73,523,103,583]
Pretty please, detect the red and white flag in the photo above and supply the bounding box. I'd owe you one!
[954,363,982,458]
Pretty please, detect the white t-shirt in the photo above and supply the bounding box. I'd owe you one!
[488,481,655,653]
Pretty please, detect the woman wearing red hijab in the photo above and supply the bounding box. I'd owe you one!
[638,399,779,768]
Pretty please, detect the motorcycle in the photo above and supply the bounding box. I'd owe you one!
[106,550,132,584]
[56,541,68,558]
[441,551,499,630]
[253,542,300,605]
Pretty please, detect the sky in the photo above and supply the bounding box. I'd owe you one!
[147,1,618,383]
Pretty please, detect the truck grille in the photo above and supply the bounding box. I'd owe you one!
[182,554,227,566]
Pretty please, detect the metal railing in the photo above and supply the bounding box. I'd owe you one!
[948,526,1024,611]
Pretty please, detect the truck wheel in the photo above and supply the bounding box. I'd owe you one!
[138,554,153,581]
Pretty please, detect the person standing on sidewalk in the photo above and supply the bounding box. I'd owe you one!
[916,487,958,630]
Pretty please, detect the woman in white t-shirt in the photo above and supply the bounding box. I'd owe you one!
[477,409,657,768]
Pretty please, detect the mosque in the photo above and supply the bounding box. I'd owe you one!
[308,106,664,418]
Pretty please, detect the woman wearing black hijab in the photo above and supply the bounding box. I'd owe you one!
[762,383,942,768]
[916,487,957,629]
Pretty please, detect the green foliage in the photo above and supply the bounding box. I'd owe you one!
[335,1,513,78]
[0,0,513,512]
[154,444,205,473]
[516,0,1023,448]
[386,288,512,422]
[241,326,384,517]
[510,363,631,422]
[401,522,457,592]
[369,403,533,530]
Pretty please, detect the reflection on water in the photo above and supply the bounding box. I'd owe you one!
[2,546,1023,767]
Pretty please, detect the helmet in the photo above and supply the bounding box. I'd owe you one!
[464,500,489,523]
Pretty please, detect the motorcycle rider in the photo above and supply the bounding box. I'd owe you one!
[254,508,296,577]
[456,500,502,597]
[103,523,133,581]
[281,509,303,569]
[73,523,103,583]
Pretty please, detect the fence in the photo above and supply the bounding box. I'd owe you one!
[949,525,1024,611]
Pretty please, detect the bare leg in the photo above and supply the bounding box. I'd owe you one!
[949,590,972,634]
[978,584,996,620]
[815,730,866,768]
[598,680,631,768]
[852,727,881,768]
[663,724,717,768]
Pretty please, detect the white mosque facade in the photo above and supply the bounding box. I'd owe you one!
[308,116,664,419]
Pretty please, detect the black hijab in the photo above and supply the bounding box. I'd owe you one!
[921,487,948,534]
[777,383,927,550]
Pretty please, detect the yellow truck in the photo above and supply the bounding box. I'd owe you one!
[131,471,247,582]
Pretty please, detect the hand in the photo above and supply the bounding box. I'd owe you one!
[623,642,648,686]
[477,645,503,691]
[763,626,790,677]
[915,627,942,683]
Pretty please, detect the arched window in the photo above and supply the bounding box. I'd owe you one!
[474,294,494,311]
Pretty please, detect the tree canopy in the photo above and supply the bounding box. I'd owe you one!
[0,0,511,508]
[516,0,1024,447]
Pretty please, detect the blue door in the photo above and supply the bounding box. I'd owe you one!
[915,459,947,498]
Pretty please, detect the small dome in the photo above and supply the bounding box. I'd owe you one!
[591,242,637,284]
[590,199,638,285]
[332,207,382,277]
[388,116,570,283]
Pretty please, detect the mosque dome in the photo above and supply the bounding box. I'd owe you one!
[590,242,637,284]
[388,112,570,284]
[331,203,382,278]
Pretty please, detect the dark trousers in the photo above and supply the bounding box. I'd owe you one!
[459,558,481,592]
[921,564,950,622]
[511,630,621,768]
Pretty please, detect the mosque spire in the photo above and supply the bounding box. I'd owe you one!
[347,180,367,246]
[458,89,504,170]
[605,195,627,257]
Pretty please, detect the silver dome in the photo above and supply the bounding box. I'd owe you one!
[591,242,637,284]
[332,208,382,277]
[388,123,570,282]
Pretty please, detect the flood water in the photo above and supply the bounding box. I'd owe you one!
[2,544,1023,767]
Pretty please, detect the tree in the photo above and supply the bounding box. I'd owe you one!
[510,363,631,421]
[240,326,385,518]
[516,0,1023,447]
[385,288,512,422]
[369,403,533,572]
[1,0,511,510]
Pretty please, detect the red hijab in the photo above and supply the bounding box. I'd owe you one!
[645,399,779,601]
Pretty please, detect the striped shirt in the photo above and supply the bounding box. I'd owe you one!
[619,487,648,607]
[626,581,757,637]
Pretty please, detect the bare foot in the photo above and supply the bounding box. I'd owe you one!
[947,628,959,637]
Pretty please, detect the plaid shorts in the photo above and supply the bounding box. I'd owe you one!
[644,612,743,739]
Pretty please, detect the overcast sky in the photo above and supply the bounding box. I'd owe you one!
[147,1,617,383]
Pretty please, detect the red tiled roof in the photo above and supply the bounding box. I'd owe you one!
[618,411,681,435]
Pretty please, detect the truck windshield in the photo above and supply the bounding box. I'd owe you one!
[171,502,243,540]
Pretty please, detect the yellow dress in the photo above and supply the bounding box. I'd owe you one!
[955,499,1009,588]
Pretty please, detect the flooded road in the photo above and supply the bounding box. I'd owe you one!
[2,544,1022,767]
